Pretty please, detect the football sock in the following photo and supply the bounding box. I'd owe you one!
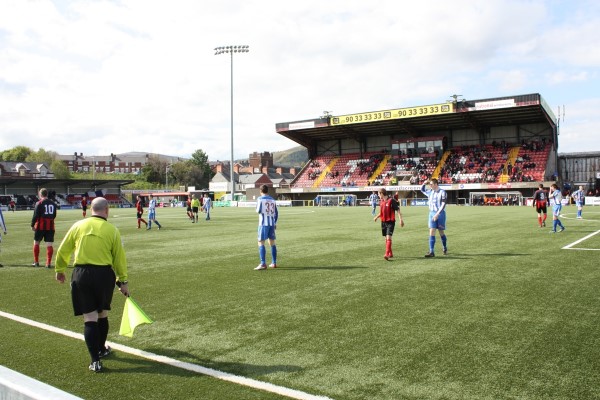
[259,245,266,265]
[46,246,53,265]
[148,221,152,229]
[33,243,40,263]
[558,220,564,228]
[271,245,277,264]
[385,239,392,256]
[441,235,447,250]
[84,321,100,362]
[538,216,542,226]
[98,317,109,351]
[156,221,162,228]
[429,236,435,253]
[543,214,547,222]
[553,220,558,231]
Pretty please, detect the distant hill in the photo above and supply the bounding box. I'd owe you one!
[273,146,309,168]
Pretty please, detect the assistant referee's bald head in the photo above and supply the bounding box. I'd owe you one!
[91,197,109,214]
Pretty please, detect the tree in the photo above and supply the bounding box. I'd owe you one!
[26,148,60,164]
[141,156,167,184]
[188,149,212,188]
[1,146,33,161]
[190,149,209,168]
[51,159,71,179]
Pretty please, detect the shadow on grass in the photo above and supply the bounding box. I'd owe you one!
[106,347,302,376]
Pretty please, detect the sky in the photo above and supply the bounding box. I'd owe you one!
[1,0,599,161]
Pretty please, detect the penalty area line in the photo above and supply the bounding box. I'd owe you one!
[0,310,332,400]
[562,229,600,251]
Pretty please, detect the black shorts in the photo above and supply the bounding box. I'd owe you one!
[136,212,143,218]
[536,205,547,214]
[187,206,192,212]
[71,266,116,316]
[381,221,396,237]
[192,207,199,213]
[34,230,55,243]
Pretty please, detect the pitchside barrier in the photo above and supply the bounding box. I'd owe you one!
[0,365,83,400]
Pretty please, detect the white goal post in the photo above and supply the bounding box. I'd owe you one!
[317,194,357,206]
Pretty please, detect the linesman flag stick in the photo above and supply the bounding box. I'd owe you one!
[119,297,153,337]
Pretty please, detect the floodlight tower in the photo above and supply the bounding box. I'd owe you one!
[214,45,250,202]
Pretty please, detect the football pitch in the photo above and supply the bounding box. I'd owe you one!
[1,204,600,400]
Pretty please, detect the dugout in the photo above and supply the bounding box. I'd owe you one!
[470,191,523,206]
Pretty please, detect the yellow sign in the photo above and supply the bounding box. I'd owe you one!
[330,103,454,126]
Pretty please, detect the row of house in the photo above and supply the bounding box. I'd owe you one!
[0,162,53,179]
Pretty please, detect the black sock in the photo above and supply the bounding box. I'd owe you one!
[84,321,100,362]
[98,317,109,351]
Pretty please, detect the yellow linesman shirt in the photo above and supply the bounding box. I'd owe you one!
[55,215,128,282]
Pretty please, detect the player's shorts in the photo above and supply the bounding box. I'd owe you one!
[148,210,156,220]
[257,225,276,241]
[34,230,55,243]
[192,207,199,213]
[428,211,446,230]
[576,201,584,207]
[536,204,547,214]
[70,265,116,316]
[381,221,395,236]
[187,206,192,212]
[136,212,143,218]
[553,204,562,217]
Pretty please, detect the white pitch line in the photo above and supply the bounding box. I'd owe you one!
[562,229,600,250]
[0,310,332,400]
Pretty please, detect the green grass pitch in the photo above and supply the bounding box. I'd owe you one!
[1,204,600,399]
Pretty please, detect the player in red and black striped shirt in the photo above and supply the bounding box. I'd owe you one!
[31,188,57,268]
[373,188,404,261]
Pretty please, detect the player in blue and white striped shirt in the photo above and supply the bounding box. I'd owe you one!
[254,185,278,270]
[571,185,585,219]
[549,183,565,233]
[146,194,162,230]
[421,179,448,257]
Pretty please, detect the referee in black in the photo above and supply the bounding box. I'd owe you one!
[55,197,129,373]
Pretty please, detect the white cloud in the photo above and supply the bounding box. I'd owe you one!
[0,0,599,160]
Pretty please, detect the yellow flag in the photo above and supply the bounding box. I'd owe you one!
[119,297,153,337]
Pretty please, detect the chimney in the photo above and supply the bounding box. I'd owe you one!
[234,164,240,174]
[216,163,222,173]
[262,166,268,174]
[290,167,296,175]
[276,167,282,174]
